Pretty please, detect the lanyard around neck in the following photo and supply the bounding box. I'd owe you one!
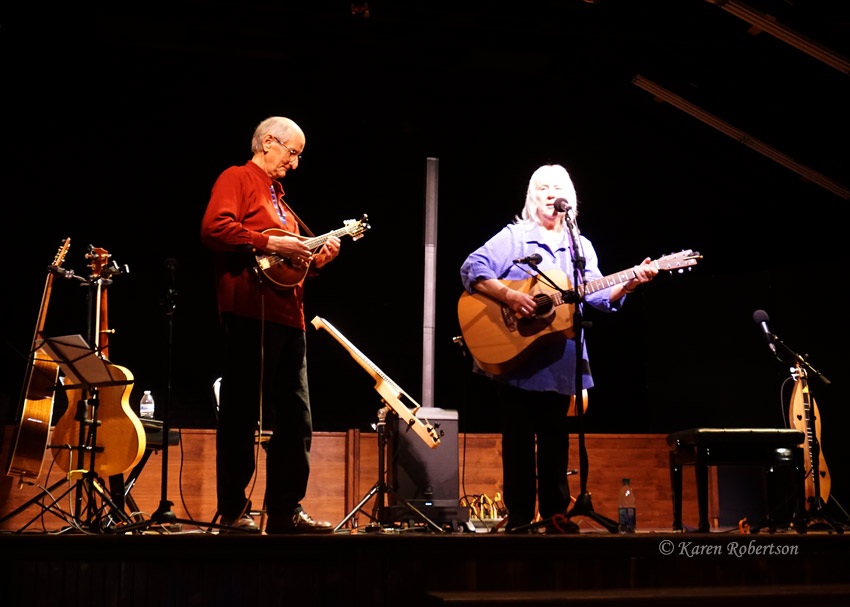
[269,185,287,228]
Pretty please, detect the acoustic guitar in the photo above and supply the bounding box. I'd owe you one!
[5,238,71,481]
[51,247,146,479]
[789,363,830,508]
[457,250,701,374]
[255,214,370,288]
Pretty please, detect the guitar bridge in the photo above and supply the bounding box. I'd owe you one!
[500,305,518,332]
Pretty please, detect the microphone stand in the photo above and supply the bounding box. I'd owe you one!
[515,212,619,534]
[559,211,619,533]
[115,260,230,533]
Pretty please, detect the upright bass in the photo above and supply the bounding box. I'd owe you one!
[5,238,71,481]
[51,247,146,479]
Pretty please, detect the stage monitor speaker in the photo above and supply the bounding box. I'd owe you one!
[386,407,468,528]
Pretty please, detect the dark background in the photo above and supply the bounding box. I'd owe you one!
[2,1,848,512]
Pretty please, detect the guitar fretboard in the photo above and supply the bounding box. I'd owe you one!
[580,269,638,296]
[311,316,407,401]
[303,225,357,250]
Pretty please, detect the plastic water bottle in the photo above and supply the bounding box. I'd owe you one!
[140,390,155,419]
[618,478,636,533]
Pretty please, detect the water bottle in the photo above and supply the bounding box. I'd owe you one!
[140,390,155,419]
[618,478,636,533]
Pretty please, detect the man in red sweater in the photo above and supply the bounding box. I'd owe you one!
[201,116,340,533]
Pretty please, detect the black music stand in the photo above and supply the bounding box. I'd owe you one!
[334,405,443,533]
[40,334,133,531]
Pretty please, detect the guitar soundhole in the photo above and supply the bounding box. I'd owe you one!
[533,293,554,315]
[517,314,555,337]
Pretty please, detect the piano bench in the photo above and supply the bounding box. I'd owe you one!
[667,428,804,532]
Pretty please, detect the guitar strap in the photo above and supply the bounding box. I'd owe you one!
[280,199,315,238]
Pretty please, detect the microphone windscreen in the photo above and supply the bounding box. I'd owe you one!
[753,309,769,324]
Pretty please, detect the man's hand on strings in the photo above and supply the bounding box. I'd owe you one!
[314,237,341,268]
[267,234,312,268]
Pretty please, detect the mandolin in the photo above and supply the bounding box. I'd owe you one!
[51,247,146,479]
[457,250,701,374]
[255,214,370,288]
[788,363,830,508]
[6,238,71,481]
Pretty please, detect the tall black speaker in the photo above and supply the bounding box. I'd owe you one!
[385,407,468,529]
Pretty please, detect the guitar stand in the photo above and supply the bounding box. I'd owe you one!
[23,336,136,532]
[334,405,443,533]
[3,391,133,533]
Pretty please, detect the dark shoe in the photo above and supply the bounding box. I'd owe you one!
[220,514,260,533]
[266,511,333,534]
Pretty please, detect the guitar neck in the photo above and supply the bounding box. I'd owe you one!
[312,316,440,448]
[311,316,411,404]
[303,226,352,250]
[580,267,640,296]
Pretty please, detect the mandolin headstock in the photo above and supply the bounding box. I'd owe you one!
[345,214,371,241]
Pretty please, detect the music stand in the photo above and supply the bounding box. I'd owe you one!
[38,335,133,530]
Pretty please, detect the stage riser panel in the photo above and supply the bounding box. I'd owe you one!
[0,535,847,607]
[1,428,700,531]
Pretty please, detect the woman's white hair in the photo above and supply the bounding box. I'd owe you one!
[251,116,304,153]
[516,164,579,226]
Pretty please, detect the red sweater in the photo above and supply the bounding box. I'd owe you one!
[201,161,305,330]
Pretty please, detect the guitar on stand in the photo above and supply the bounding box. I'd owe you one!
[5,238,72,483]
[48,246,143,530]
[789,363,831,513]
[311,316,443,532]
[52,247,145,480]
[755,310,845,533]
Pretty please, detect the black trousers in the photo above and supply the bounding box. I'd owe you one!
[496,382,571,528]
[216,314,312,523]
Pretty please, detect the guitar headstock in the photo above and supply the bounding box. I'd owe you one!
[344,214,371,241]
[87,246,111,279]
[51,237,71,269]
[86,246,127,280]
[655,249,702,274]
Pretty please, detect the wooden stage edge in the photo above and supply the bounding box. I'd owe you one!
[0,532,849,607]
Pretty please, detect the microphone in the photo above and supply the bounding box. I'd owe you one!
[553,198,572,214]
[753,309,776,354]
[513,253,542,266]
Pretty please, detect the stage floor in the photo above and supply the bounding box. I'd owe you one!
[2,525,849,607]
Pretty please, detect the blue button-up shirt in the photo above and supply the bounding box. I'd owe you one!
[460,221,623,395]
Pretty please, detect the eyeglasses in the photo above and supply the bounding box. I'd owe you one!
[272,136,302,161]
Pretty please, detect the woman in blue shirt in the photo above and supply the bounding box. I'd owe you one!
[460,164,657,531]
